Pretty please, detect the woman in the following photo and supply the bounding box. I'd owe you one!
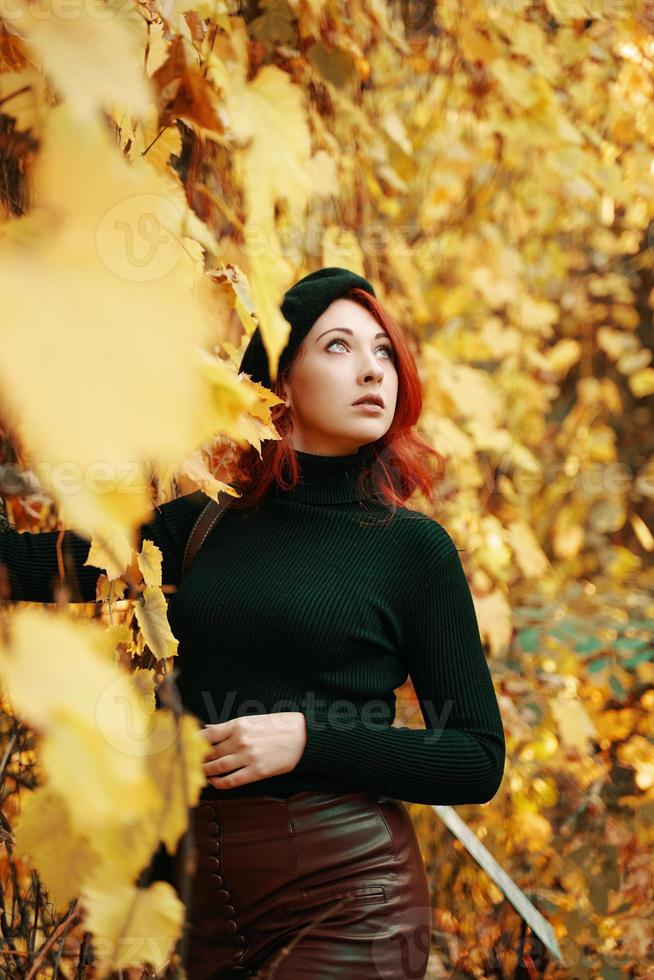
[0,267,506,979]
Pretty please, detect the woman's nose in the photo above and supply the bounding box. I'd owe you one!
[362,363,384,382]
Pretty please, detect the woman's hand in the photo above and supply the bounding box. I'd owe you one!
[200,712,308,790]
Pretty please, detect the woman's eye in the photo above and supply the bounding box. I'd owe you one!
[326,338,394,359]
[326,338,348,352]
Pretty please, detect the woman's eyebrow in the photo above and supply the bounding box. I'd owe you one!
[316,327,391,342]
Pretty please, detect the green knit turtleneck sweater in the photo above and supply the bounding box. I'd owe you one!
[0,443,505,806]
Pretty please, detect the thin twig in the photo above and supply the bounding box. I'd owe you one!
[24,901,81,980]
[0,85,31,109]
[141,126,170,158]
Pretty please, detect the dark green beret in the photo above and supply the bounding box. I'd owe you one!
[238,266,376,388]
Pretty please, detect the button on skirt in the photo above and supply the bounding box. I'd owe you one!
[170,790,431,980]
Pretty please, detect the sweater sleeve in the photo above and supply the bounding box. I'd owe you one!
[0,493,205,603]
[293,547,506,806]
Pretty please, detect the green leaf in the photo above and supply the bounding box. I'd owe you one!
[518,628,540,652]
[609,673,627,700]
[623,647,654,669]
[618,618,654,631]
[613,636,648,651]
[574,636,604,654]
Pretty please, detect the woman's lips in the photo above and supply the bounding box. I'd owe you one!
[352,402,384,412]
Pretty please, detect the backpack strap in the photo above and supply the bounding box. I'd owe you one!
[180,488,237,580]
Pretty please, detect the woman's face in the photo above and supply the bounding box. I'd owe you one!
[280,297,399,456]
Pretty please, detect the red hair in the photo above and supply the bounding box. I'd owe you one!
[226,286,446,517]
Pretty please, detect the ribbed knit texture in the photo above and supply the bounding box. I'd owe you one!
[0,443,505,805]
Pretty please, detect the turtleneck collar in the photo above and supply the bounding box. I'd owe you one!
[273,441,383,506]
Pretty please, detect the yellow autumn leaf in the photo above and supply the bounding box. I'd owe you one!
[13,785,102,910]
[594,708,637,743]
[477,516,513,577]
[629,513,654,551]
[90,810,165,887]
[545,0,596,20]
[524,730,559,761]
[96,576,129,604]
[135,586,180,661]
[86,526,137,583]
[2,0,154,122]
[306,149,339,200]
[193,345,267,439]
[80,879,185,977]
[0,608,137,733]
[470,266,519,309]
[513,293,559,336]
[104,623,133,652]
[0,614,172,837]
[617,349,652,376]
[242,243,296,385]
[224,63,315,229]
[176,451,243,503]
[617,734,654,791]
[546,338,581,375]
[123,106,183,179]
[552,506,585,560]
[131,667,158,711]
[144,19,170,78]
[516,811,553,851]
[435,361,503,424]
[41,709,159,826]
[603,545,641,581]
[597,326,640,361]
[0,104,225,542]
[322,225,367,277]
[382,110,412,155]
[507,521,550,578]
[629,367,654,398]
[467,421,513,455]
[186,0,232,25]
[459,20,501,63]
[511,19,559,78]
[156,0,216,33]
[473,589,513,657]
[235,411,284,458]
[138,539,164,589]
[550,692,598,754]
[145,712,208,853]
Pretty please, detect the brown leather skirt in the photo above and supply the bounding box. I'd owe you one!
[169,790,432,980]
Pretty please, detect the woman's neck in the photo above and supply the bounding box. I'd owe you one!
[273,441,383,506]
